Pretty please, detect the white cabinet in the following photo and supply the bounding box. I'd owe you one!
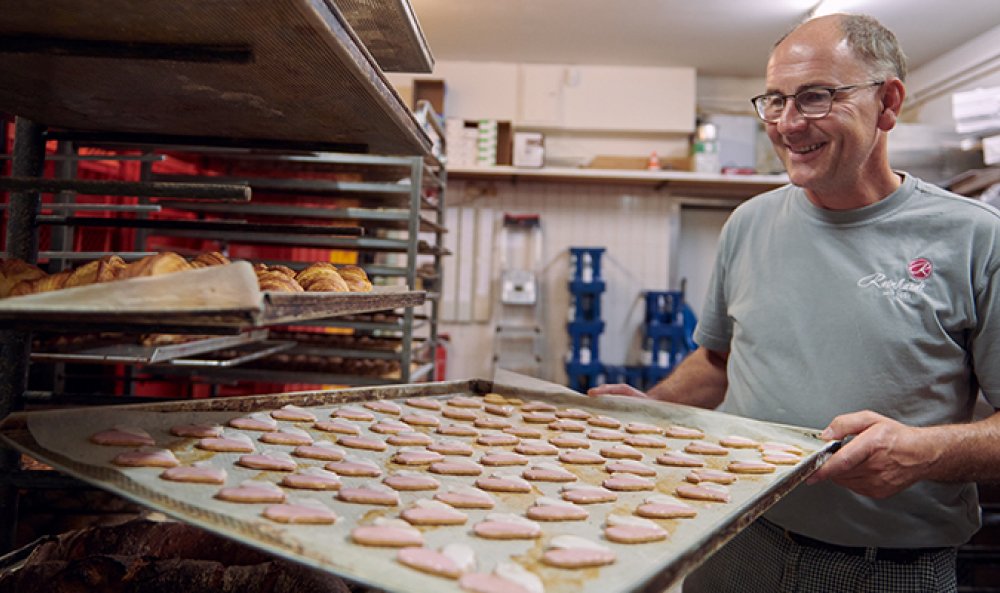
[517,64,565,127]
[561,65,696,133]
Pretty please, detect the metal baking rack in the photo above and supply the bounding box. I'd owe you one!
[29,329,274,366]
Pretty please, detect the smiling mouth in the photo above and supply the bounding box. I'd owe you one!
[788,142,825,155]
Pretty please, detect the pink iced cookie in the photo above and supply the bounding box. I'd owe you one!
[514,442,559,456]
[548,419,587,432]
[605,460,657,476]
[477,433,520,447]
[387,432,435,447]
[762,452,802,465]
[561,484,617,504]
[522,463,578,482]
[442,407,479,421]
[238,453,297,472]
[160,464,226,484]
[475,417,514,430]
[549,435,590,449]
[364,400,402,415]
[281,469,342,490]
[603,475,655,491]
[447,396,483,408]
[270,405,317,422]
[558,450,605,465]
[383,472,440,491]
[459,573,534,593]
[599,444,643,460]
[313,420,361,435]
[338,486,400,506]
[664,426,706,439]
[197,436,254,453]
[729,460,778,474]
[397,547,462,579]
[337,436,387,452]
[402,413,440,427]
[429,460,484,476]
[436,424,479,437]
[521,412,557,424]
[587,415,622,429]
[542,548,616,569]
[405,397,442,411]
[333,407,375,422]
[293,443,345,461]
[434,487,495,509]
[676,483,731,503]
[588,430,626,441]
[604,523,669,544]
[263,502,337,524]
[326,459,382,477]
[473,517,541,540]
[91,427,155,447]
[655,451,705,467]
[625,422,664,435]
[521,401,556,412]
[113,448,179,468]
[392,450,445,465]
[169,424,223,439]
[228,414,278,432]
[623,435,670,449]
[475,475,532,493]
[259,430,313,446]
[686,469,737,484]
[637,494,699,519]
[401,502,469,526]
[719,435,762,449]
[427,440,475,456]
[351,525,423,547]
[684,442,729,456]
[480,451,530,466]
[216,482,286,504]
[504,426,543,439]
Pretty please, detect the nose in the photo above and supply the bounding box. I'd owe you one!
[774,100,808,134]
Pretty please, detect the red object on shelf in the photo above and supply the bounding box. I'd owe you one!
[434,333,449,382]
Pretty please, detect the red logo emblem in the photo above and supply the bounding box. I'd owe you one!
[909,258,933,281]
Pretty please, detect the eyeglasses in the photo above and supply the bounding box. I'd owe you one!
[750,81,885,123]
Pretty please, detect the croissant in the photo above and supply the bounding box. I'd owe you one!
[252,262,270,275]
[95,254,127,283]
[117,252,193,281]
[295,262,349,293]
[337,265,372,292]
[257,271,304,292]
[64,259,103,289]
[10,269,73,296]
[0,258,46,297]
[267,265,297,279]
[189,252,231,268]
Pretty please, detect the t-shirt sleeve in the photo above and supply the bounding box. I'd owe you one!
[692,220,734,353]
[972,257,1000,407]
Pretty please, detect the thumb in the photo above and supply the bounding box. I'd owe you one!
[820,410,885,441]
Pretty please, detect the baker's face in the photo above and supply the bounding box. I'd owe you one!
[764,31,885,196]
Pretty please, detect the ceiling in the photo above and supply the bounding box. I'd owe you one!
[409,0,1000,78]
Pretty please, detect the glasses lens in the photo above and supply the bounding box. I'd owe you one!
[795,89,833,116]
[756,96,784,121]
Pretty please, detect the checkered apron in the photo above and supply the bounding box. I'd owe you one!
[682,517,957,593]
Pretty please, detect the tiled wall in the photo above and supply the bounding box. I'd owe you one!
[438,178,680,384]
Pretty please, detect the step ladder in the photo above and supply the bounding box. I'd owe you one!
[492,213,545,379]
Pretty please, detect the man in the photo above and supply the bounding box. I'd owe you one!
[589,13,1000,592]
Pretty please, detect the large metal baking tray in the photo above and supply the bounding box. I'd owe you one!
[0,262,426,334]
[0,0,432,156]
[331,0,434,73]
[30,329,272,365]
[0,378,836,593]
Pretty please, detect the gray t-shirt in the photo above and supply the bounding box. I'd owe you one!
[694,173,1000,548]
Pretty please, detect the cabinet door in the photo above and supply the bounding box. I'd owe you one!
[561,66,695,133]
[517,64,564,127]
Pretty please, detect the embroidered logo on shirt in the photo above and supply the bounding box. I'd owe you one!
[908,258,933,281]
[857,273,926,302]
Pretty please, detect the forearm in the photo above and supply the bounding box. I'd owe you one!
[922,410,1000,483]
[646,347,728,409]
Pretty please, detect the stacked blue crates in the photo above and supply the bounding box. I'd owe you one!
[566,247,606,392]
[641,291,691,389]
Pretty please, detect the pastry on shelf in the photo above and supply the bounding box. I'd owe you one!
[0,258,47,297]
[295,262,349,293]
[10,269,73,296]
[257,270,304,293]
[117,252,193,281]
[189,251,231,268]
[338,265,373,292]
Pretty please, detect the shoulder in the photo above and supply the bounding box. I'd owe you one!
[723,184,796,233]
[909,176,1000,225]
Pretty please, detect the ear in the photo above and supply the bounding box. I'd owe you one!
[877,78,905,132]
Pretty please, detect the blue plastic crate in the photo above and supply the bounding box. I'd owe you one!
[566,361,605,392]
[644,291,684,325]
[569,247,606,283]
[568,287,604,322]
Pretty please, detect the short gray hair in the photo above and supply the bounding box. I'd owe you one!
[775,13,908,82]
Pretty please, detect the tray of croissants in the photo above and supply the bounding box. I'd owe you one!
[0,252,425,331]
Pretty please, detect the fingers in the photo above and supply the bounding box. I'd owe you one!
[820,410,886,441]
[806,434,876,485]
[586,384,648,399]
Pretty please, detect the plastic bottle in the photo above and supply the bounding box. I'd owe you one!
[567,294,576,322]
[640,336,653,367]
[580,335,592,365]
[582,252,593,283]
[569,252,578,281]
